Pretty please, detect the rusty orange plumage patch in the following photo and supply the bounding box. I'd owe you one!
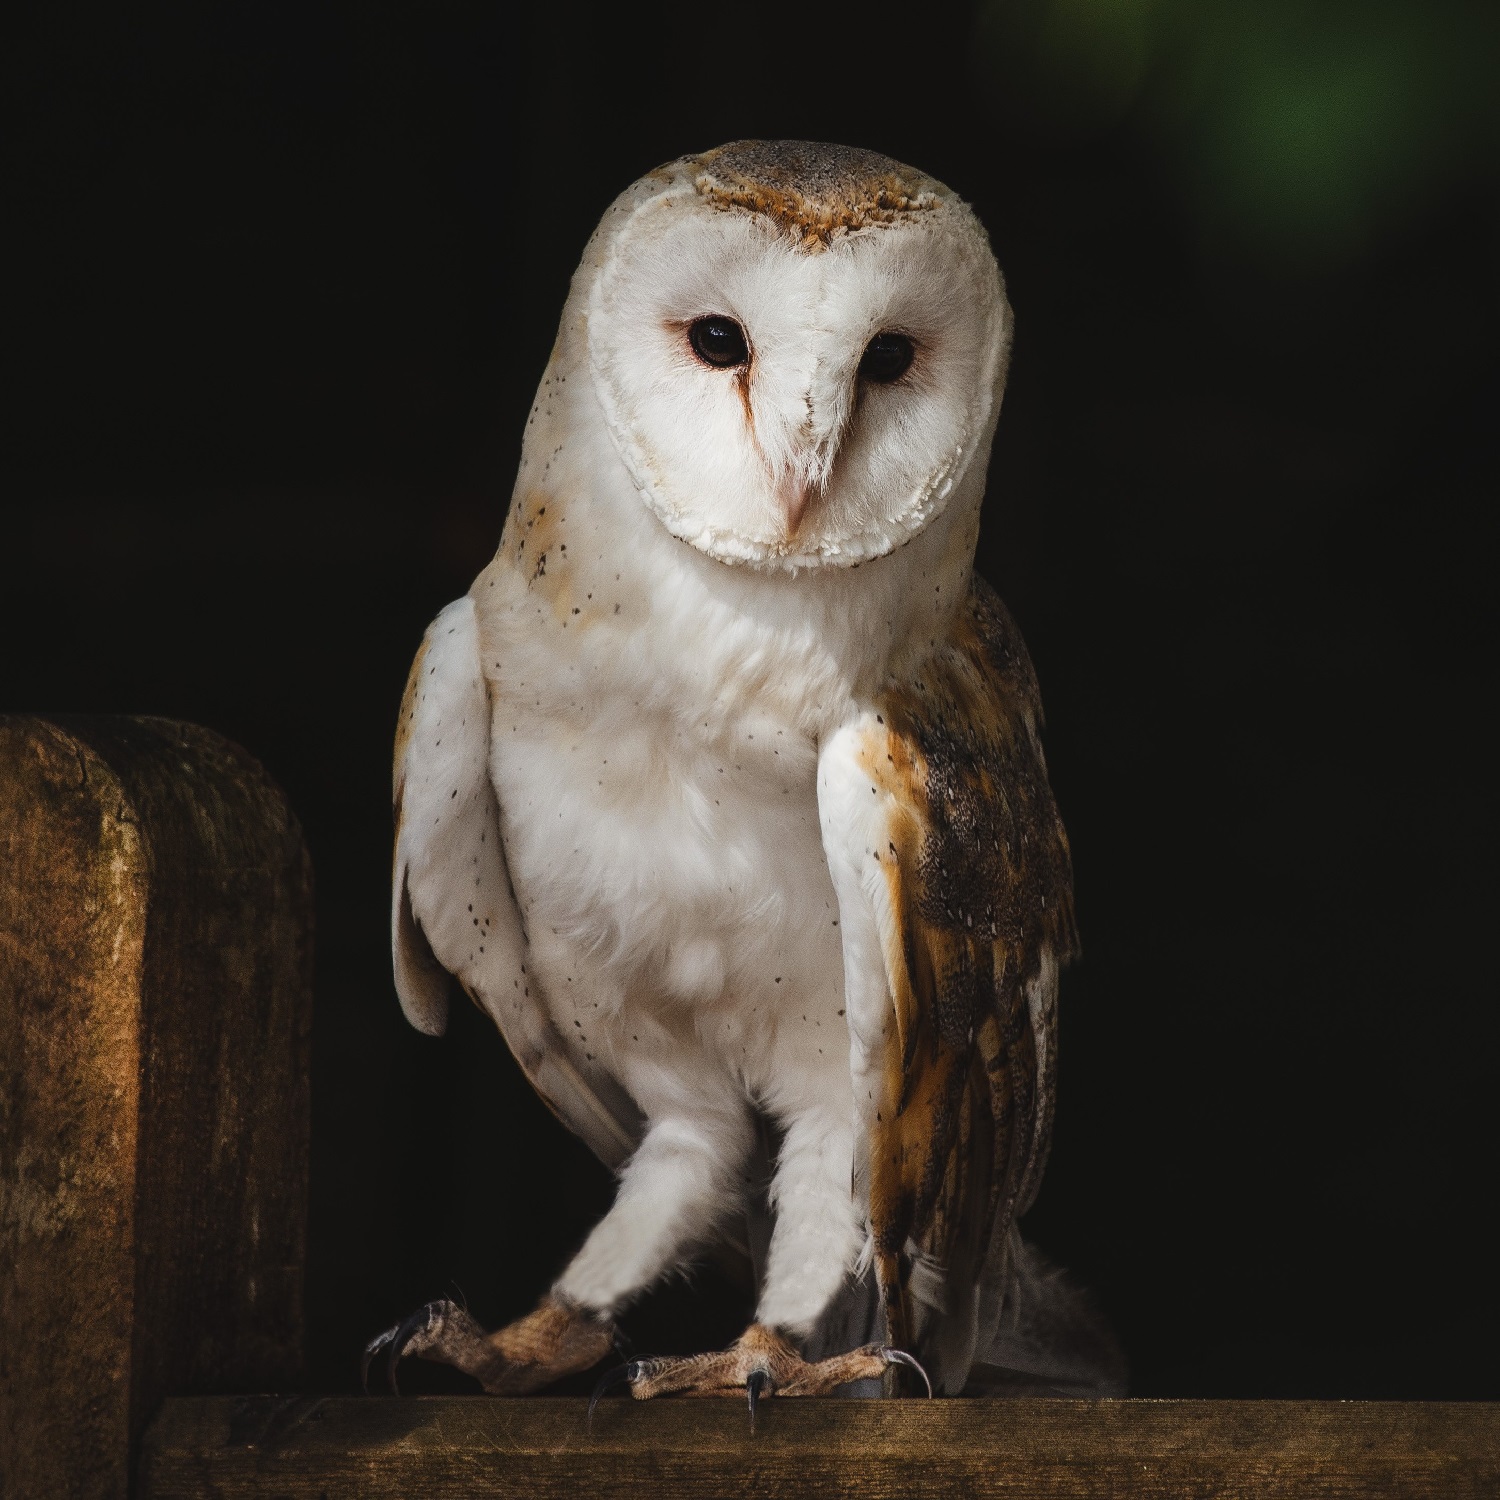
[692,140,941,250]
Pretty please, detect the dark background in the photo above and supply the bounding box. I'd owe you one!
[6,2,1497,1398]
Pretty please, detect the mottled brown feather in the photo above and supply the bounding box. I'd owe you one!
[866,573,1077,1345]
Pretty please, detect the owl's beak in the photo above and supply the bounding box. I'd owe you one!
[778,474,817,537]
[762,381,847,538]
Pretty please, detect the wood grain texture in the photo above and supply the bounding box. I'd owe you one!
[139,1396,1500,1499]
[0,716,313,1500]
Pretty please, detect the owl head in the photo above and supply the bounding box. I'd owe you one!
[579,141,1012,571]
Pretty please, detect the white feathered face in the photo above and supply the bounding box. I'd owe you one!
[586,148,1012,569]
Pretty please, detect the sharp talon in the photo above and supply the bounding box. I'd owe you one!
[882,1347,933,1398]
[746,1368,770,1429]
[360,1325,397,1395]
[588,1361,640,1424]
[386,1301,443,1396]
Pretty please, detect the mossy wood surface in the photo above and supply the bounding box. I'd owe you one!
[0,716,314,1500]
[141,1395,1500,1498]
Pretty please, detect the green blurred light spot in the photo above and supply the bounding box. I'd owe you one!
[1191,17,1447,264]
[972,0,1497,272]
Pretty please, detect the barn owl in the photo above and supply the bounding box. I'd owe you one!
[367,141,1121,1404]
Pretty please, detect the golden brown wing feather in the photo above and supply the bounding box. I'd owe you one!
[865,574,1077,1346]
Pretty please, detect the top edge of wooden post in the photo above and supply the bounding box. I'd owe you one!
[2,713,309,863]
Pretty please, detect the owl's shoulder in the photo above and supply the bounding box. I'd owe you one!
[875,572,1075,961]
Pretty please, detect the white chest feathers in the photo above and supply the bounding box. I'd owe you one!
[474,505,870,1107]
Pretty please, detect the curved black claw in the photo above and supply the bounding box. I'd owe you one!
[881,1347,934,1398]
[360,1324,399,1395]
[362,1300,453,1396]
[746,1368,772,1429]
[385,1301,450,1395]
[587,1360,641,1424]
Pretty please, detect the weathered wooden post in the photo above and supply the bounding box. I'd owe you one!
[0,715,313,1500]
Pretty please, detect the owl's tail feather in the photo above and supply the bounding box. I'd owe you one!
[802,1226,1126,1398]
[964,1227,1128,1397]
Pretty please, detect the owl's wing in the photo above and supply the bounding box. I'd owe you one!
[818,574,1078,1352]
[392,595,642,1167]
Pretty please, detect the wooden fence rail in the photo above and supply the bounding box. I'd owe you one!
[141,1394,1500,1499]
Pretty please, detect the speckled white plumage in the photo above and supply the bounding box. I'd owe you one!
[390,144,1107,1391]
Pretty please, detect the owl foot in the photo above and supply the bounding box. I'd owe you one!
[363,1294,615,1395]
[589,1323,930,1424]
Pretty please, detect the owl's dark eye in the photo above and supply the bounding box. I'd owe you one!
[859,332,915,384]
[688,316,750,369]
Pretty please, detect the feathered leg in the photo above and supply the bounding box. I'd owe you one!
[554,1108,752,1311]
[596,1106,929,1405]
[370,1105,753,1393]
